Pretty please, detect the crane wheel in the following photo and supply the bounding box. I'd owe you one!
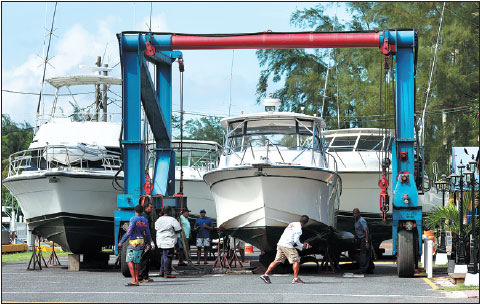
[397,230,415,277]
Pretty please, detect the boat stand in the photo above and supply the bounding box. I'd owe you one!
[213,230,230,270]
[320,243,339,273]
[227,237,243,268]
[47,242,61,266]
[27,236,48,270]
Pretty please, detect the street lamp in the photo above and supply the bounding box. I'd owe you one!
[435,174,449,253]
[448,172,460,262]
[467,156,478,273]
[457,160,466,265]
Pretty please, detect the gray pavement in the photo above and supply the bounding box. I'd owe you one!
[1,256,478,303]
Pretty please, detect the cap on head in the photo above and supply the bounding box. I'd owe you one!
[182,208,191,213]
[200,209,206,213]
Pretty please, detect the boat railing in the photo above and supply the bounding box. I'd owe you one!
[225,139,332,167]
[324,151,338,172]
[239,139,286,165]
[8,145,121,177]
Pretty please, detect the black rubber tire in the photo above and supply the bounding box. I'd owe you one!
[121,244,131,277]
[397,230,415,277]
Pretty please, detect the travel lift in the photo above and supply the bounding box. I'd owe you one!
[115,29,423,278]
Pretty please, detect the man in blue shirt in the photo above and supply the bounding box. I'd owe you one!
[118,204,153,286]
[194,209,213,265]
[353,208,374,274]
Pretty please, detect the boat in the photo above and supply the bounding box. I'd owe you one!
[2,73,124,254]
[171,140,221,219]
[203,98,342,254]
[322,128,444,253]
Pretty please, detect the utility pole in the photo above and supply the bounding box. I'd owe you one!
[94,56,101,121]
[102,63,108,122]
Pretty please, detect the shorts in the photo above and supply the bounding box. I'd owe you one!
[274,245,300,264]
[196,238,210,247]
[126,247,143,263]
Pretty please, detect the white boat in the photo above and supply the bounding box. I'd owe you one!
[203,99,342,253]
[323,128,443,251]
[171,140,221,219]
[2,74,124,253]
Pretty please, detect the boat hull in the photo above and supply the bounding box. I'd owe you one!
[3,172,123,253]
[175,179,216,219]
[204,166,341,252]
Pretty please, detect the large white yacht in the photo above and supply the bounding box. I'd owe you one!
[3,74,124,253]
[203,99,341,253]
[171,140,221,219]
[323,128,443,251]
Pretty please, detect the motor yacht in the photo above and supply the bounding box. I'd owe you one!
[203,99,341,253]
[3,73,123,253]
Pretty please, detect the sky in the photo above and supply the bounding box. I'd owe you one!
[1,1,350,128]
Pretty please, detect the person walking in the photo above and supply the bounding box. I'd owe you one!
[118,204,153,286]
[260,215,311,284]
[193,209,213,265]
[155,206,182,278]
[177,208,191,266]
[138,200,155,283]
[353,208,374,274]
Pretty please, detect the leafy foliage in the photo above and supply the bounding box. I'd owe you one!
[182,116,224,144]
[425,191,473,237]
[1,114,34,210]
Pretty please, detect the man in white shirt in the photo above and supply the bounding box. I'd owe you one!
[155,206,182,278]
[260,215,311,284]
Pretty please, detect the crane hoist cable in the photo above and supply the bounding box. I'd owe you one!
[179,58,185,196]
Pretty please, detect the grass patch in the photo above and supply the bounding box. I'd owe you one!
[1,250,72,263]
[439,283,479,291]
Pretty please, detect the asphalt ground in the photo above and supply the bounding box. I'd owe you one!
[1,255,478,303]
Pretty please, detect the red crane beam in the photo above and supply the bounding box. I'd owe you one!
[170,32,380,50]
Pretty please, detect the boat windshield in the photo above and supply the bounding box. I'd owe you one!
[173,147,218,170]
[227,118,321,152]
[326,134,389,152]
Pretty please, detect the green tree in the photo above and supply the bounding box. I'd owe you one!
[1,114,34,211]
[179,116,224,144]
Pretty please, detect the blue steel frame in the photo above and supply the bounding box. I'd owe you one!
[383,30,423,256]
[114,30,423,258]
[114,33,182,254]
